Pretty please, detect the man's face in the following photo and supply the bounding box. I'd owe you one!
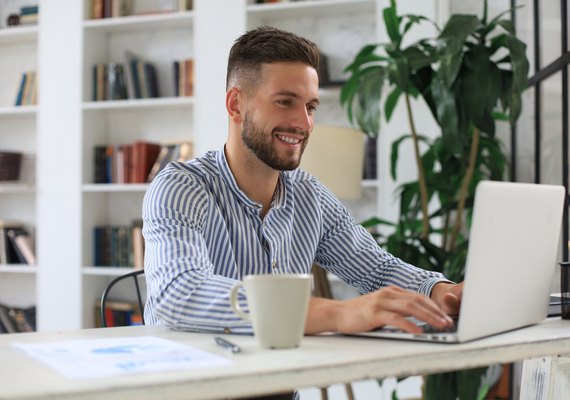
[240,62,320,171]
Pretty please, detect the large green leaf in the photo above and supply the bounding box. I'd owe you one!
[384,86,402,122]
[459,45,503,135]
[431,77,462,154]
[437,15,481,87]
[383,1,400,44]
[354,68,384,137]
[388,57,411,91]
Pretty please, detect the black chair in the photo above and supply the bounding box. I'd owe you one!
[100,269,145,327]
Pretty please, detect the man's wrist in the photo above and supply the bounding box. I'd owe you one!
[419,277,453,297]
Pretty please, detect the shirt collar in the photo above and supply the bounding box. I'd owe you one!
[217,146,289,211]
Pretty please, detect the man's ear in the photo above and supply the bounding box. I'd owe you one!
[226,87,242,124]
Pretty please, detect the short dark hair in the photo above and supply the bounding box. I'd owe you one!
[226,25,320,92]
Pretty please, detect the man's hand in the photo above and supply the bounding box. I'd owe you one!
[430,281,464,316]
[305,285,455,335]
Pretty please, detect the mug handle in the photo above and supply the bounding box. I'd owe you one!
[230,282,251,322]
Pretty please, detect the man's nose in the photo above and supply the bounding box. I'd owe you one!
[291,106,312,133]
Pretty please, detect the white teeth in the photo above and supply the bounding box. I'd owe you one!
[277,135,301,144]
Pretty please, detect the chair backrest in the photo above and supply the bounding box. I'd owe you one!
[100,269,145,327]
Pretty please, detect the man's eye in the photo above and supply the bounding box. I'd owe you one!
[307,104,318,114]
[276,99,291,107]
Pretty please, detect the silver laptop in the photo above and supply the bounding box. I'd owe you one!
[354,181,566,343]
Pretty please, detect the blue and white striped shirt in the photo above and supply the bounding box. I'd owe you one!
[142,149,448,333]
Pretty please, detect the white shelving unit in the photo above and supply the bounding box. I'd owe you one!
[0,0,38,309]
[0,0,446,334]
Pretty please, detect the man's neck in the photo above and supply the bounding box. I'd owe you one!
[224,144,279,217]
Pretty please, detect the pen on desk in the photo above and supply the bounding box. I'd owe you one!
[214,336,241,354]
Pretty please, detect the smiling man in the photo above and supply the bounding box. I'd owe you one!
[142,26,462,339]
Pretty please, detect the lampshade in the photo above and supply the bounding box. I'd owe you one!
[300,124,365,199]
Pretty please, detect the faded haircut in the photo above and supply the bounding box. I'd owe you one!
[226,25,320,93]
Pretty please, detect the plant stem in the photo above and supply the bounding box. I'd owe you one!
[404,93,430,239]
[448,127,480,251]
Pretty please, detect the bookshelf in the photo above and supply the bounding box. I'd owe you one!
[0,0,38,310]
[0,0,449,333]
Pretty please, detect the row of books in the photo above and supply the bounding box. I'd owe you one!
[93,140,193,184]
[94,141,160,184]
[92,55,195,101]
[93,220,144,268]
[0,304,35,334]
[91,0,191,19]
[95,300,142,327]
[91,0,132,19]
[14,71,38,106]
[92,58,159,101]
[0,222,35,266]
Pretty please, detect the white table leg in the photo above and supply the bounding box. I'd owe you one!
[520,356,570,399]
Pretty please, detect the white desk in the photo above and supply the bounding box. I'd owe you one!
[1,318,570,400]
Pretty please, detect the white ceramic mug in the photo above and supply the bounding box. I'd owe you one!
[230,274,312,349]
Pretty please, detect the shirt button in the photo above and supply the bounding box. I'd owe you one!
[223,327,231,334]
[272,261,277,269]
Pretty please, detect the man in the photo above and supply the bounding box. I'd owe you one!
[142,26,462,336]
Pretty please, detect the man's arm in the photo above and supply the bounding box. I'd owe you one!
[304,284,458,335]
[142,167,251,333]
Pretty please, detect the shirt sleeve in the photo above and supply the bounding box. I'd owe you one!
[142,168,252,334]
[312,182,452,296]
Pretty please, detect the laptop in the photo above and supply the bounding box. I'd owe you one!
[354,181,566,343]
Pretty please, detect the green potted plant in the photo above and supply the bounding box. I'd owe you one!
[341,0,529,399]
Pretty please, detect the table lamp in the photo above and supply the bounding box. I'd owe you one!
[300,124,365,199]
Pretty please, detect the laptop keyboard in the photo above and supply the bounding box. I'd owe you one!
[419,315,459,334]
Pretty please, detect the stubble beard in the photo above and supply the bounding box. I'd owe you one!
[241,111,307,171]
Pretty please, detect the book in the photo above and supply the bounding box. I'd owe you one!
[132,219,144,270]
[6,227,36,265]
[111,0,133,18]
[95,300,141,327]
[144,62,160,98]
[106,63,128,100]
[0,221,28,265]
[0,305,17,333]
[20,5,39,15]
[0,223,14,265]
[124,52,160,99]
[19,14,38,25]
[14,72,28,106]
[96,64,106,101]
[92,0,104,19]
[173,59,194,97]
[23,71,37,106]
[130,141,161,183]
[8,307,34,332]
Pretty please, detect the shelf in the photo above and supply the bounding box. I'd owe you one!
[0,183,35,194]
[83,10,194,33]
[82,97,194,111]
[83,266,138,276]
[0,105,38,116]
[83,183,149,193]
[0,265,37,274]
[0,25,38,44]
[248,0,375,18]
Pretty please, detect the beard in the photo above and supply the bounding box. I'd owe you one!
[241,111,308,171]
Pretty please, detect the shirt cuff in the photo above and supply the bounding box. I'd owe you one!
[418,277,454,297]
